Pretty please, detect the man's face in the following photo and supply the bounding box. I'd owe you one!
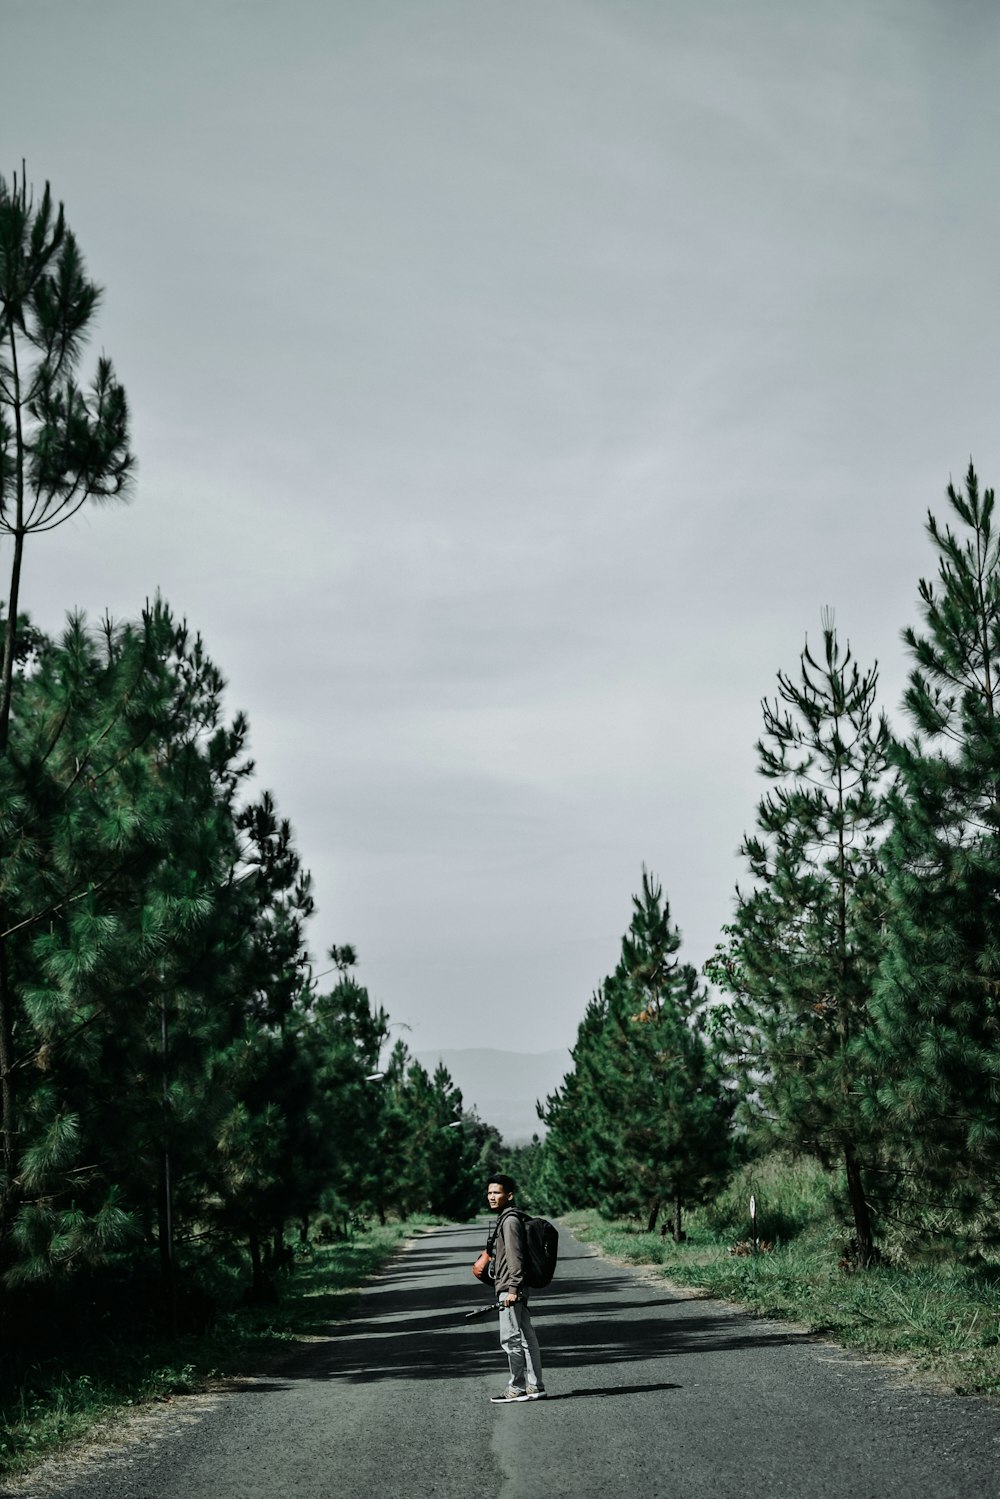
[487,1181,513,1213]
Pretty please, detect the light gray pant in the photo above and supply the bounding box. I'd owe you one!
[498,1299,543,1392]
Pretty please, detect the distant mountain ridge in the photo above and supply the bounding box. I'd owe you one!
[414,1047,573,1145]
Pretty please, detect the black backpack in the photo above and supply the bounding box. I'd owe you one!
[493,1208,559,1289]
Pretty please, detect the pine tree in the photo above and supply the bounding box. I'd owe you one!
[196,778,327,1298]
[709,616,890,1265]
[543,872,732,1234]
[0,602,244,1283]
[867,466,1000,1229]
[0,166,133,1243]
[424,1061,486,1218]
[0,166,133,749]
[288,946,390,1240]
[1,603,251,1287]
[606,871,732,1235]
[540,989,617,1213]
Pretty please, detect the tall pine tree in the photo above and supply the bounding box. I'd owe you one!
[868,466,1000,1232]
[709,616,890,1264]
[0,167,132,1249]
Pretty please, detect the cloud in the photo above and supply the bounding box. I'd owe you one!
[6,0,1000,1053]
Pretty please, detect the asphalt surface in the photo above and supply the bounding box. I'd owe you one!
[8,1221,1000,1498]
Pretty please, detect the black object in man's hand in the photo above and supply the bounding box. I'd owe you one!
[463,1301,502,1320]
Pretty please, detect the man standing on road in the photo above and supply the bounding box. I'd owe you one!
[486,1175,546,1403]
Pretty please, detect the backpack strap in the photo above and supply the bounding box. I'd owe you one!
[488,1206,523,1253]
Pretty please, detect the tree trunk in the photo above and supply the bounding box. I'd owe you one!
[0,939,14,1223]
[249,1230,265,1300]
[673,1190,684,1242]
[844,1143,878,1267]
[0,525,25,1246]
[158,1154,177,1333]
[0,302,27,758]
[0,942,17,1304]
[158,991,176,1329]
[646,1199,660,1234]
[0,525,26,755]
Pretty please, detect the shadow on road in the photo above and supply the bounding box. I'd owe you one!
[257,1228,809,1392]
[545,1381,683,1400]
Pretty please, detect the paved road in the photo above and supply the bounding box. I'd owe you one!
[9,1222,1000,1498]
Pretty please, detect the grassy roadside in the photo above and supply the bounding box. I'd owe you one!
[0,1221,423,1482]
[563,1209,1000,1398]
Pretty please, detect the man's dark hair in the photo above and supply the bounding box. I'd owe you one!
[488,1173,516,1195]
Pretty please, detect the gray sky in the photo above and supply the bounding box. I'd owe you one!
[4,0,1000,1054]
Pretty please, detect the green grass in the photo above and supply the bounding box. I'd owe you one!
[0,1221,422,1482]
[563,1168,1000,1398]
